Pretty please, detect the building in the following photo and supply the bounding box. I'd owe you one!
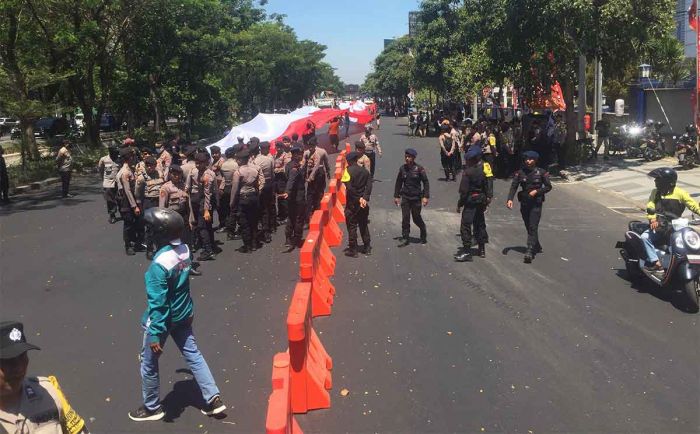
[676,0,697,57]
[384,39,395,49]
[409,11,420,37]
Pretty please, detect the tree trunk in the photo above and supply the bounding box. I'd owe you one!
[149,74,161,134]
[562,77,577,166]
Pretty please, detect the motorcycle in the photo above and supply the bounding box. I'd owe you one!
[619,123,645,158]
[675,133,698,169]
[642,137,664,161]
[616,212,700,312]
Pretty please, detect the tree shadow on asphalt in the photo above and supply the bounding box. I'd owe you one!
[563,157,677,181]
[0,189,99,217]
[161,369,227,422]
[613,269,695,313]
[501,246,528,255]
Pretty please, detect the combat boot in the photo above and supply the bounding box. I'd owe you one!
[523,251,533,264]
[478,244,486,258]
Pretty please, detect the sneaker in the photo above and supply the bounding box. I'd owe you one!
[215,227,226,233]
[644,263,663,272]
[190,268,202,276]
[128,405,164,421]
[197,251,216,261]
[455,252,473,262]
[420,238,427,245]
[361,245,372,255]
[201,395,226,416]
[282,245,295,253]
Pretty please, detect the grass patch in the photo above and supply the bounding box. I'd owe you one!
[7,146,105,189]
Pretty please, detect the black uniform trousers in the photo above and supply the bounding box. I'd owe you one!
[460,204,487,248]
[59,171,71,197]
[191,201,214,254]
[440,151,454,179]
[219,187,231,229]
[367,151,377,178]
[345,203,370,248]
[226,201,239,236]
[305,177,326,222]
[275,173,288,221]
[286,200,306,247]
[520,202,543,252]
[142,197,160,254]
[121,209,140,248]
[259,183,275,235]
[400,198,426,240]
[239,193,260,248]
[103,187,118,217]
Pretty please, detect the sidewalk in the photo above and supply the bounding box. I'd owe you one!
[560,156,700,208]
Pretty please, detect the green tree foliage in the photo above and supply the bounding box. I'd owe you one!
[363,36,414,100]
[0,0,343,150]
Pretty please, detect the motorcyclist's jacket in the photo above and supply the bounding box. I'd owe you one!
[507,167,552,205]
[458,161,493,207]
[646,186,700,220]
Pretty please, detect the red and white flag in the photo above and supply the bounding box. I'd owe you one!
[689,0,697,31]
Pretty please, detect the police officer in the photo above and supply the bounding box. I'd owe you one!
[136,156,165,259]
[394,148,429,247]
[98,146,120,223]
[180,146,197,181]
[187,153,217,261]
[506,150,552,263]
[129,209,225,422]
[230,149,264,253]
[117,147,143,255]
[218,148,238,238]
[274,138,292,224]
[360,126,382,178]
[455,146,493,262]
[282,145,306,252]
[343,151,373,257]
[303,136,331,222]
[209,146,225,231]
[254,141,276,243]
[355,141,371,173]
[0,321,90,433]
[155,142,172,180]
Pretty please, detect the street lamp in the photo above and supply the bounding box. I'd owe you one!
[639,63,652,80]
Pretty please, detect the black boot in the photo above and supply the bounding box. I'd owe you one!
[478,244,486,258]
[125,244,135,256]
[344,247,359,258]
[197,251,216,261]
[524,251,533,264]
[361,245,372,255]
[398,237,410,247]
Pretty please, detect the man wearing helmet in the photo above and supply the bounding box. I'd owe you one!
[642,167,700,271]
[129,208,225,422]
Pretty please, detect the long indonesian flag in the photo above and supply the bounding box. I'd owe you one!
[690,0,697,31]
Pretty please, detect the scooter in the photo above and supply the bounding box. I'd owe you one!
[642,138,664,161]
[616,212,700,312]
[675,133,698,169]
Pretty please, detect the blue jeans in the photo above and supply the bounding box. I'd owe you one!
[140,319,219,411]
[641,229,667,264]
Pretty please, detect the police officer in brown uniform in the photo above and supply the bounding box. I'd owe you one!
[155,142,172,180]
[274,138,292,223]
[136,156,165,259]
[180,147,197,181]
[187,153,217,261]
[219,148,238,238]
[0,321,90,434]
[254,142,276,243]
[282,145,306,252]
[209,146,225,230]
[117,147,143,255]
[303,136,331,223]
[55,140,73,198]
[98,147,120,224]
[230,149,264,253]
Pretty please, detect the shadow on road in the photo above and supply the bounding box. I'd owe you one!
[0,177,101,217]
[613,269,697,313]
[161,371,228,423]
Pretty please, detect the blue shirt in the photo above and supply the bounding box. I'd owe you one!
[141,243,194,344]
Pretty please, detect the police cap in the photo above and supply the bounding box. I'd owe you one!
[522,150,540,160]
[237,149,250,159]
[405,148,418,157]
[0,321,40,359]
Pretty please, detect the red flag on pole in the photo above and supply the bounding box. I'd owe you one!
[690,0,697,31]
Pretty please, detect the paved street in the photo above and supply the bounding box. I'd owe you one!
[1,118,699,433]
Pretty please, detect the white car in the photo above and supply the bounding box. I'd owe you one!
[0,117,18,127]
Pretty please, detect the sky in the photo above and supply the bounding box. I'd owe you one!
[263,0,421,85]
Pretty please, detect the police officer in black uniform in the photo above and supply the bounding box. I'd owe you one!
[282,145,306,252]
[343,151,373,257]
[455,146,494,262]
[394,148,430,247]
[507,150,552,263]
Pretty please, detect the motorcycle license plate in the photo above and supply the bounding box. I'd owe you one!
[679,153,685,161]
[687,254,700,264]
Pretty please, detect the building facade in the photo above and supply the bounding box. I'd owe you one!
[677,0,697,58]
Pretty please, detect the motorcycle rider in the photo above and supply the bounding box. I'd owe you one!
[641,167,700,271]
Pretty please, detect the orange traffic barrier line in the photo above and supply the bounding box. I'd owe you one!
[265,352,304,434]
[286,282,333,413]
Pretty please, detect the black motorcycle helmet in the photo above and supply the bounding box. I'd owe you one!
[686,124,697,135]
[648,167,677,195]
[143,207,185,249]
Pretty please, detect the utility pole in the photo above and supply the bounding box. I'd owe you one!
[593,57,603,140]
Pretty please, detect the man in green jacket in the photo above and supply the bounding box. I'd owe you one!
[128,208,226,422]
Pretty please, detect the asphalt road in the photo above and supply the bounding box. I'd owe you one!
[1,118,698,433]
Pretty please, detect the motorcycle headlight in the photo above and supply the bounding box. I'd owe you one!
[684,230,700,250]
[629,127,642,136]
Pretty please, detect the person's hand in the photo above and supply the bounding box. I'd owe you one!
[506,200,513,209]
[456,206,462,213]
[650,219,659,230]
[281,193,289,199]
[529,190,538,198]
[422,197,429,206]
[394,197,400,206]
[134,206,141,216]
[359,197,368,208]
[204,210,211,222]
[150,342,163,354]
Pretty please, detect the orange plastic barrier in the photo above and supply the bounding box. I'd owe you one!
[287,282,333,413]
[299,229,336,316]
[265,352,304,434]
[317,194,342,247]
[327,180,345,224]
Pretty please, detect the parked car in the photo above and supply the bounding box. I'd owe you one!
[0,117,19,135]
[100,113,117,131]
[10,126,21,140]
[34,117,68,138]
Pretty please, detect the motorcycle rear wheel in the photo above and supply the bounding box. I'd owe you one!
[680,279,700,313]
